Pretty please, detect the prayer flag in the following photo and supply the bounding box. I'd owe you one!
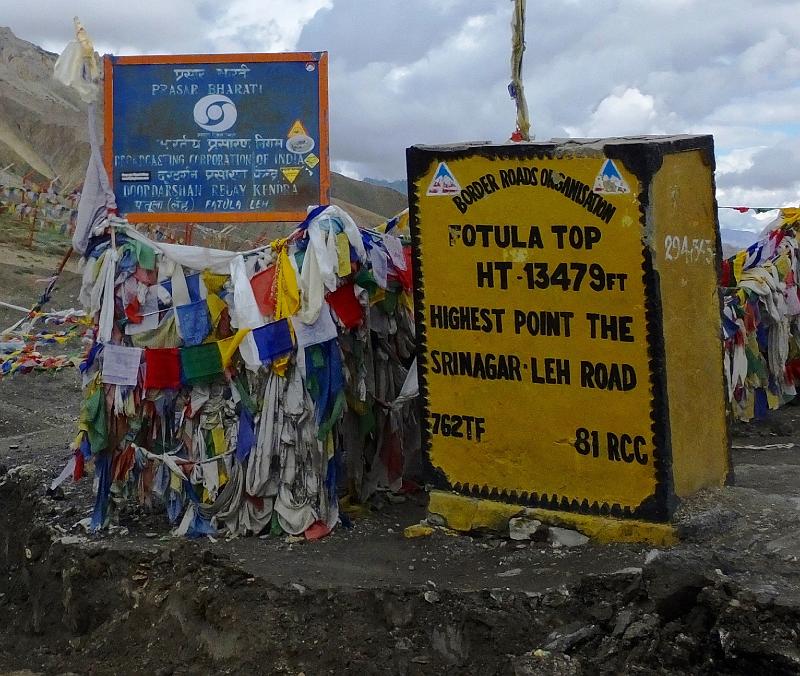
[176,299,212,346]
[291,303,338,348]
[326,282,362,329]
[251,318,295,363]
[180,342,223,385]
[101,344,142,386]
[144,347,181,389]
[250,265,277,316]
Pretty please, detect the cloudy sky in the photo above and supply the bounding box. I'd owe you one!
[2,0,800,234]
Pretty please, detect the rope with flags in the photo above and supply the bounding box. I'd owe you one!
[719,206,786,214]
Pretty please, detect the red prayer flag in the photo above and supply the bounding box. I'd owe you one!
[720,259,731,287]
[395,246,413,290]
[144,347,181,390]
[125,297,142,324]
[250,265,277,317]
[73,450,85,481]
[326,282,363,329]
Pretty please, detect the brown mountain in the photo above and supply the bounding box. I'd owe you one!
[0,27,89,185]
[0,26,407,225]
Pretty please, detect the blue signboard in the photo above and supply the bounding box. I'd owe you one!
[104,53,329,223]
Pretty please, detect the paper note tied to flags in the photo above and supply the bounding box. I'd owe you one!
[101,344,143,386]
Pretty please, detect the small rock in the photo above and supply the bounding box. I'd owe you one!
[676,506,738,539]
[644,555,710,621]
[612,609,634,637]
[545,624,598,653]
[56,536,85,546]
[613,567,643,576]
[622,614,659,642]
[644,549,661,564]
[424,590,440,604]
[404,523,434,539]
[509,516,541,541]
[513,651,581,676]
[290,582,307,594]
[427,513,447,527]
[548,527,589,547]
[497,568,522,578]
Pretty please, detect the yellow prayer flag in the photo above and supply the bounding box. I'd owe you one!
[218,328,250,368]
[271,355,290,377]
[206,293,227,327]
[766,390,780,411]
[336,232,351,276]
[733,252,745,284]
[274,245,300,319]
[211,426,226,456]
[202,270,228,294]
[774,254,791,278]
[370,288,386,306]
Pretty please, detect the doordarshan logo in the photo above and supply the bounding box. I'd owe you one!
[193,94,238,132]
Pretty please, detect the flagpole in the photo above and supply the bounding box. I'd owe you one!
[510,0,531,141]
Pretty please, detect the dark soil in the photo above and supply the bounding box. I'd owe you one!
[2,247,800,674]
[2,465,800,675]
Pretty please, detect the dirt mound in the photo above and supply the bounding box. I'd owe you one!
[1,468,799,675]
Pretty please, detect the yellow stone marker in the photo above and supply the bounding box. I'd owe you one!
[406,136,730,534]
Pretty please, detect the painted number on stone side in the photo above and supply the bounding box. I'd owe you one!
[664,235,714,264]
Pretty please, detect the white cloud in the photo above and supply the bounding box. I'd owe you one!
[715,147,762,176]
[738,29,800,78]
[1,0,800,213]
[331,159,362,180]
[208,0,332,53]
[566,88,659,138]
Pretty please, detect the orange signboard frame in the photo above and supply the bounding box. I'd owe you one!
[103,52,330,223]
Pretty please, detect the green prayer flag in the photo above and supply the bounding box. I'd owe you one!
[83,387,108,454]
[180,342,223,385]
[354,268,378,296]
[135,241,157,270]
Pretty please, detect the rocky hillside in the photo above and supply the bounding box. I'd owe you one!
[0,27,89,186]
[0,26,407,222]
[331,172,407,218]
